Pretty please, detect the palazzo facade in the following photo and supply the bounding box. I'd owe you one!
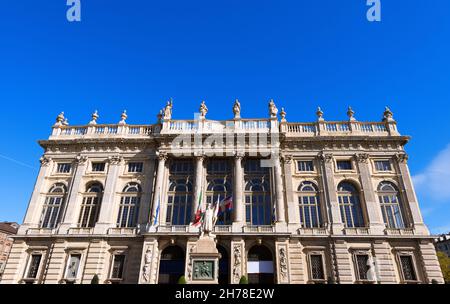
[0,100,444,284]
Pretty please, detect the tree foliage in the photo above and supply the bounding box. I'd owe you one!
[437,252,450,283]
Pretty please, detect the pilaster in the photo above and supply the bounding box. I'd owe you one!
[230,238,245,284]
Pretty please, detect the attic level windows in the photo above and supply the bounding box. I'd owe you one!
[128,162,143,173]
[57,163,72,174]
[336,160,352,171]
[92,162,106,172]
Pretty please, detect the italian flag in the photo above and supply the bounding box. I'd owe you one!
[191,191,204,227]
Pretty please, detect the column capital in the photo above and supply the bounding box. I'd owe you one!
[193,152,205,161]
[75,154,88,165]
[108,155,124,165]
[356,153,370,163]
[234,151,245,160]
[39,155,52,166]
[318,151,333,163]
[281,154,293,164]
[157,152,168,162]
[395,152,409,163]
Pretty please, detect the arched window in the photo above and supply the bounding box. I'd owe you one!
[338,182,364,228]
[117,183,141,228]
[298,182,322,228]
[166,179,193,225]
[244,178,272,225]
[78,182,103,228]
[40,183,67,229]
[378,182,405,229]
[206,179,232,225]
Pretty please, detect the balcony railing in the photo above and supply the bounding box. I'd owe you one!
[213,225,232,233]
[107,227,138,235]
[67,227,94,235]
[26,228,56,235]
[384,228,415,236]
[156,225,189,233]
[243,225,275,233]
[343,227,371,235]
[298,227,329,235]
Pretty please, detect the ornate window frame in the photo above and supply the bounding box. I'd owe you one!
[371,158,394,174]
[333,157,356,173]
[107,247,129,284]
[62,248,87,284]
[305,250,327,284]
[350,249,376,284]
[394,250,420,284]
[21,247,48,284]
[295,159,317,175]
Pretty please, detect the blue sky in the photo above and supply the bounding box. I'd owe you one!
[0,1,449,233]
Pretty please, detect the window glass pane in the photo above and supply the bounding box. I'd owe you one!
[336,161,352,170]
[111,255,125,279]
[27,255,42,279]
[298,161,314,172]
[57,163,72,173]
[310,255,325,280]
[66,254,81,279]
[356,255,370,280]
[92,162,106,172]
[400,256,417,281]
[128,162,143,173]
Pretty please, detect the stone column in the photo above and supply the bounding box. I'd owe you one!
[59,155,89,234]
[356,153,385,235]
[273,155,286,224]
[319,152,344,234]
[151,153,168,226]
[233,153,244,229]
[282,155,300,228]
[395,153,429,234]
[94,155,123,234]
[19,156,53,234]
[192,154,205,220]
[137,158,156,227]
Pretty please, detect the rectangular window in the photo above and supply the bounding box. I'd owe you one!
[355,254,370,281]
[374,160,392,171]
[26,254,42,279]
[310,254,325,281]
[128,162,143,173]
[297,161,314,172]
[57,163,72,173]
[92,162,106,172]
[111,255,126,279]
[336,160,352,170]
[65,254,81,280]
[400,255,417,282]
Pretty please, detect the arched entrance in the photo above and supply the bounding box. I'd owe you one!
[247,245,274,284]
[158,245,185,284]
[217,245,229,284]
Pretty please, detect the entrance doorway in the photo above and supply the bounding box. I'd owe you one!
[158,245,185,284]
[247,245,274,284]
[217,245,229,284]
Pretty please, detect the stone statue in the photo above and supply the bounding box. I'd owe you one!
[268,99,278,118]
[199,101,208,119]
[163,99,173,120]
[200,202,218,238]
[233,99,241,119]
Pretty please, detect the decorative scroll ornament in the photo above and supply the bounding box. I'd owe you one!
[108,155,123,165]
[199,101,208,119]
[39,156,52,166]
[356,153,370,163]
[142,246,153,282]
[75,155,88,165]
[157,151,168,162]
[318,151,333,163]
[232,245,242,283]
[395,152,409,163]
[279,248,288,279]
[268,99,278,118]
[233,99,241,119]
[282,154,293,164]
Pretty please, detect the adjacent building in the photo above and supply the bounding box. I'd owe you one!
[435,234,450,257]
[0,222,19,279]
[0,100,444,284]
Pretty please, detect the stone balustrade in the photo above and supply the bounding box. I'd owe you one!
[47,118,399,140]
